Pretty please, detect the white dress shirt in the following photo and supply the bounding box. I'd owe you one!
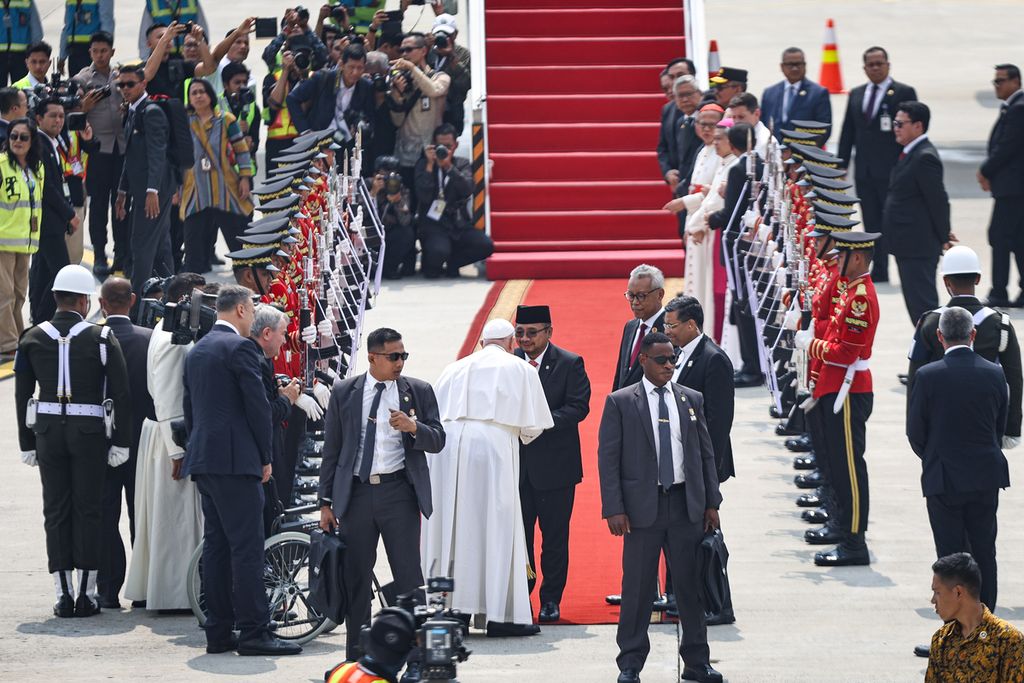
[630,308,665,355]
[353,374,406,476]
[213,319,239,335]
[641,376,685,484]
[902,133,929,156]
[672,333,704,383]
[525,343,547,369]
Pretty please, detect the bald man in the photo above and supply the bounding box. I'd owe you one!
[95,277,156,608]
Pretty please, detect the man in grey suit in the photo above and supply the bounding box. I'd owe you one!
[114,63,175,307]
[599,332,723,683]
[318,327,446,661]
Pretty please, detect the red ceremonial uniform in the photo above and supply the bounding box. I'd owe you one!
[269,272,303,378]
[808,273,878,399]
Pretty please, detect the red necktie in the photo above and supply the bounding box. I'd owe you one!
[899,152,906,161]
[529,360,538,368]
[629,323,648,367]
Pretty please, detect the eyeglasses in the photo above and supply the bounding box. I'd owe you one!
[993,78,1011,85]
[646,355,676,366]
[370,351,409,362]
[892,119,908,128]
[782,61,806,68]
[8,132,31,142]
[624,289,661,303]
[864,61,887,68]
[696,121,718,128]
[663,320,685,330]
[515,326,550,339]
[115,81,139,89]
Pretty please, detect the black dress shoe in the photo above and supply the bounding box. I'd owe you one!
[616,669,640,683]
[98,597,120,610]
[785,434,813,452]
[774,422,802,436]
[486,621,540,637]
[804,524,844,545]
[237,632,303,656]
[681,663,723,682]
[652,593,674,612]
[538,602,560,623]
[733,372,762,388]
[74,594,101,617]
[605,594,622,605]
[801,507,830,524]
[898,373,908,386]
[769,404,784,419]
[131,600,147,608]
[796,491,821,507]
[53,594,75,618]
[206,636,239,654]
[705,610,735,626]
[814,544,870,566]
[794,470,826,489]
[92,261,110,278]
[157,608,194,615]
[210,254,225,266]
[793,453,816,470]
[913,644,930,658]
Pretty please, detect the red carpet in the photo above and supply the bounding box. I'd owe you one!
[484,0,687,279]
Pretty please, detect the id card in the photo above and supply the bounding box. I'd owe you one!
[71,160,84,175]
[200,157,212,172]
[426,198,446,221]
[421,96,431,112]
[879,114,892,133]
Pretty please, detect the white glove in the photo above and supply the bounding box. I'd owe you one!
[317,318,333,338]
[794,329,814,350]
[108,445,130,467]
[782,309,802,331]
[313,381,332,410]
[21,450,37,467]
[301,324,318,345]
[296,393,324,421]
[1002,436,1021,450]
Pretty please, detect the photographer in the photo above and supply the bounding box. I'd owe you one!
[13,40,52,90]
[368,155,413,279]
[427,15,470,136]
[287,42,374,141]
[142,21,218,100]
[262,7,328,71]
[414,124,493,279]
[220,62,260,175]
[263,48,305,170]
[325,608,416,683]
[213,26,256,97]
[74,31,126,277]
[389,33,450,192]
[138,0,208,60]
[58,98,100,267]
[364,51,396,175]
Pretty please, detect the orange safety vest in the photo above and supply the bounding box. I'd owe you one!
[59,132,87,180]
[265,68,298,140]
[325,662,388,683]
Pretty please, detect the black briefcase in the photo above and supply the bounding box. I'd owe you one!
[698,529,733,617]
[308,528,347,624]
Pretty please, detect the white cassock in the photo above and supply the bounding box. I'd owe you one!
[421,344,554,625]
[124,329,204,609]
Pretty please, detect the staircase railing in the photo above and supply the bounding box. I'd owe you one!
[466,0,490,236]
[685,0,708,86]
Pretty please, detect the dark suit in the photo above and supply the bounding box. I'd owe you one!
[612,311,667,391]
[28,134,74,324]
[882,137,950,325]
[838,79,917,280]
[657,103,701,240]
[318,372,445,659]
[674,335,735,481]
[907,347,1010,609]
[760,77,832,139]
[514,343,591,606]
[598,380,722,674]
[259,354,293,506]
[981,89,1024,300]
[118,96,176,306]
[96,315,154,605]
[182,324,273,645]
[286,69,376,135]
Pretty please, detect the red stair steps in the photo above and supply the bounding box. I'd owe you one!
[486,249,685,280]
[487,36,684,67]
[490,152,663,182]
[490,210,676,242]
[488,0,679,9]
[489,181,672,213]
[494,239,681,253]
[486,8,683,37]
[488,123,661,154]
[488,94,667,124]
[488,65,665,96]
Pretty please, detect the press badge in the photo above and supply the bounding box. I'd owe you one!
[879,114,892,132]
[71,160,84,175]
[200,157,212,172]
[426,198,446,221]
[421,96,431,112]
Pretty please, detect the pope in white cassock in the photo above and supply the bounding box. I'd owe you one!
[421,318,554,636]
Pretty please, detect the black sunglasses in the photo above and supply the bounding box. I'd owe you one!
[370,351,409,362]
[8,132,31,142]
[515,326,550,338]
[399,46,419,54]
[647,355,676,366]
[115,81,140,89]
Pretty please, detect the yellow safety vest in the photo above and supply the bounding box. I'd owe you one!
[0,152,44,254]
[325,661,388,683]
[265,69,297,140]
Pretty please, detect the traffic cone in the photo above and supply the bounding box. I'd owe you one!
[707,39,721,75]
[818,18,845,94]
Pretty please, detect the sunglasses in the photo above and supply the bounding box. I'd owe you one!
[646,355,677,366]
[116,81,140,89]
[370,351,409,362]
[8,132,31,142]
[399,46,420,54]
[515,326,550,339]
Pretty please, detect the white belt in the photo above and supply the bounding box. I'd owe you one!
[825,358,870,413]
[36,402,105,418]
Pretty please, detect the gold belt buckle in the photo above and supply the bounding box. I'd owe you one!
[368,474,381,485]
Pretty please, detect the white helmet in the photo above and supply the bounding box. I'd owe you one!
[52,264,95,295]
[940,246,982,276]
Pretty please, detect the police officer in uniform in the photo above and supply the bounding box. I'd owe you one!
[14,264,131,616]
[795,232,880,566]
[908,245,1023,448]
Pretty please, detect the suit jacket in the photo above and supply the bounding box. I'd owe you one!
[286,70,376,135]
[907,347,1010,496]
[656,103,701,186]
[837,79,917,183]
[761,78,832,140]
[103,316,155,455]
[656,101,680,176]
[260,353,293,465]
[514,343,592,490]
[612,311,667,391]
[981,89,1024,198]
[182,325,273,478]
[674,336,735,481]
[598,380,723,527]
[118,96,175,198]
[318,373,446,519]
[37,133,75,240]
[882,138,950,258]
[707,154,764,235]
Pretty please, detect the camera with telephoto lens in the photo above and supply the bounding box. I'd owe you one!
[330,4,347,22]
[384,172,403,196]
[32,75,82,110]
[227,86,256,108]
[287,33,314,71]
[136,298,165,329]
[90,83,112,100]
[370,72,389,93]
[434,144,449,161]
[392,577,470,682]
[162,289,217,345]
[432,32,449,50]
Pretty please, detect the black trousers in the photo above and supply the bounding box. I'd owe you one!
[805,401,836,511]
[725,238,761,376]
[273,405,307,508]
[419,222,494,278]
[125,188,174,309]
[382,219,416,278]
[617,485,709,673]
[29,235,70,324]
[0,51,27,85]
[926,489,999,610]
[895,255,940,327]
[35,418,108,573]
[856,175,890,281]
[339,475,423,660]
[195,473,270,643]
[521,482,575,606]
[97,455,138,603]
[183,207,248,274]
[988,196,1024,300]
[818,392,873,541]
[65,43,91,77]
[85,150,128,265]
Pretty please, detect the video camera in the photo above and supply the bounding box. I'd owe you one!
[31,74,82,110]
[394,576,470,682]
[226,85,256,109]
[162,289,217,345]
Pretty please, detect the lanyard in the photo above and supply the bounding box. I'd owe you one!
[436,167,449,197]
[23,166,34,208]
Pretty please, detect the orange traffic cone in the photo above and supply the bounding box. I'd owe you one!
[707,39,721,75]
[819,18,845,94]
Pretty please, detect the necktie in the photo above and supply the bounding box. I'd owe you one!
[783,83,796,119]
[655,387,675,492]
[898,151,906,161]
[529,360,538,368]
[358,382,387,482]
[629,323,648,367]
[863,84,878,122]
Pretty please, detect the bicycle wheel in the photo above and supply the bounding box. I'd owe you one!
[186,542,206,625]
[263,531,333,644]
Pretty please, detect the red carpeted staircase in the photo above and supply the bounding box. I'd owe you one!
[484,0,688,279]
